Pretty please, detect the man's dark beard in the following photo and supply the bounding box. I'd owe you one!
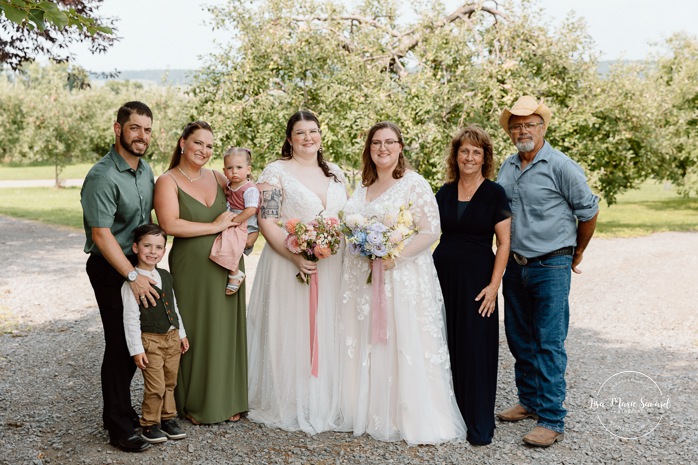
[120,132,149,157]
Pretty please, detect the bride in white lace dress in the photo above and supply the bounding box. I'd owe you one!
[336,122,466,445]
[247,111,347,434]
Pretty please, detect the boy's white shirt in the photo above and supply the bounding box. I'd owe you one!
[122,267,187,356]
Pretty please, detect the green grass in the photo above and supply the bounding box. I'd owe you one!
[0,185,269,252]
[0,187,83,229]
[596,181,698,237]
[0,163,93,181]
[0,181,696,238]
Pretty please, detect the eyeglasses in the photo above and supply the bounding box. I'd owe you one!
[508,122,544,133]
[293,128,321,138]
[370,139,399,149]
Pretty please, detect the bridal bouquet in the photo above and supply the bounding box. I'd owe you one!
[281,212,342,377]
[281,212,342,284]
[339,203,417,283]
[340,203,417,345]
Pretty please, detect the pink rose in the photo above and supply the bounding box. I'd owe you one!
[314,245,332,259]
[326,217,340,227]
[389,230,404,244]
[285,234,303,254]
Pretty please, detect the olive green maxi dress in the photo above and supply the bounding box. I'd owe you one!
[170,182,248,424]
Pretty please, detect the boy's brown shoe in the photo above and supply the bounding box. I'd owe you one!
[496,403,537,422]
[523,426,564,447]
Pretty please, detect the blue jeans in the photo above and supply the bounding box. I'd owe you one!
[503,254,572,433]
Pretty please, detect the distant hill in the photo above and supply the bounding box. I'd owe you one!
[597,60,644,75]
[88,61,643,87]
[90,69,195,86]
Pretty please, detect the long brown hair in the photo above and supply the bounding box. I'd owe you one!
[445,124,494,183]
[361,121,409,187]
[167,121,213,170]
[281,110,339,183]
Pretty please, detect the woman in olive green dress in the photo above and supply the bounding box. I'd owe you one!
[154,121,248,424]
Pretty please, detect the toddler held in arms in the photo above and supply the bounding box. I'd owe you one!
[209,147,260,294]
[122,224,190,444]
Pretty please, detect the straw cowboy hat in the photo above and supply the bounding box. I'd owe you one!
[499,96,552,135]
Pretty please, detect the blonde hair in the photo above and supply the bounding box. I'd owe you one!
[223,147,252,166]
[223,147,253,181]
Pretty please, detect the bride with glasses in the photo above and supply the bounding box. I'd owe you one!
[336,121,466,445]
[246,110,348,434]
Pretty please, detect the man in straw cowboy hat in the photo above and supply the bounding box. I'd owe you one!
[495,96,599,447]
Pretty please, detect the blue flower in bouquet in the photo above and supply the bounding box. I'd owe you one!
[368,222,389,234]
[348,241,363,256]
[339,204,417,284]
[369,242,388,257]
[352,230,367,245]
[366,230,385,247]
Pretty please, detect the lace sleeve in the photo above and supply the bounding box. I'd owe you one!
[395,173,440,265]
[257,161,283,189]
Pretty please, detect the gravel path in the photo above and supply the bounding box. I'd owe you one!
[1,214,696,464]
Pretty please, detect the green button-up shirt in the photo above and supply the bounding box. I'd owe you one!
[81,146,154,255]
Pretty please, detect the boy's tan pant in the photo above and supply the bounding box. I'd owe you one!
[139,330,181,426]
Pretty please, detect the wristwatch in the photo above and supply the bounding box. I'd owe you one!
[127,270,138,282]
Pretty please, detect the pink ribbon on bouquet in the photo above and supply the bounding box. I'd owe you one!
[371,258,388,344]
[309,272,319,377]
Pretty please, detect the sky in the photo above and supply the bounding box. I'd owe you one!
[70,0,698,73]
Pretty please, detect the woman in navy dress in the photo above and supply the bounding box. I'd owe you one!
[433,125,511,445]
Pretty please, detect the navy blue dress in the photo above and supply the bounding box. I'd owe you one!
[433,179,511,445]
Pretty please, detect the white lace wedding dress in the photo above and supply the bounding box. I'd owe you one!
[336,171,466,444]
[247,160,347,434]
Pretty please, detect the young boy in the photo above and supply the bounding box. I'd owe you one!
[209,147,260,294]
[122,224,190,444]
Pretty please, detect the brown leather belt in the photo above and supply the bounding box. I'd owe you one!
[512,246,574,266]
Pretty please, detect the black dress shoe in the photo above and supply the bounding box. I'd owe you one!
[109,433,151,452]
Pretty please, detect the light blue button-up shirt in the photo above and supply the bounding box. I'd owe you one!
[497,141,599,258]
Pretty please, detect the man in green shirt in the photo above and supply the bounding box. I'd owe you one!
[81,101,158,453]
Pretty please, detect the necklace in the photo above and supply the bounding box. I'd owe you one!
[177,166,202,183]
[459,177,484,201]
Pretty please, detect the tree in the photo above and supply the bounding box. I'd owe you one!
[551,62,659,205]
[193,0,647,202]
[0,62,192,185]
[1,62,105,184]
[0,0,116,71]
[649,33,698,197]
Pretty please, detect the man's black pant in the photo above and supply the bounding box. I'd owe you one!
[86,253,139,440]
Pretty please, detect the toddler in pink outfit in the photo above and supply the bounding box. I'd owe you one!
[209,147,260,294]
